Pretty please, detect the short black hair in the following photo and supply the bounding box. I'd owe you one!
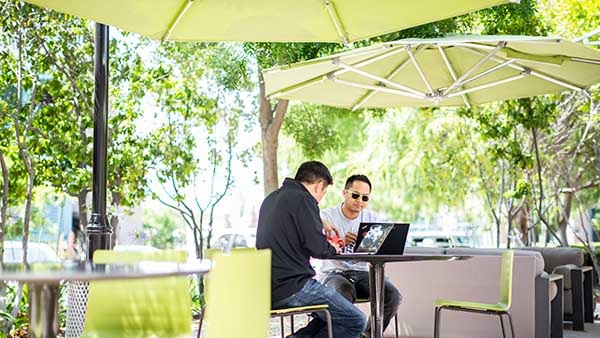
[344,174,372,191]
[294,161,333,186]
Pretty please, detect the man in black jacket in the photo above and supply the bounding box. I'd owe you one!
[257,161,367,338]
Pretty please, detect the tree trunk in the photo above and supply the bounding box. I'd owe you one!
[77,190,88,228]
[556,190,573,246]
[0,151,7,247]
[110,189,121,247]
[261,129,279,194]
[0,152,8,331]
[258,70,288,195]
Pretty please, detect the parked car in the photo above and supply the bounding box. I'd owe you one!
[3,240,61,263]
[407,231,477,248]
[211,229,256,251]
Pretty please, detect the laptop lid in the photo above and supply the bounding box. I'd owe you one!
[377,223,410,255]
[352,223,395,254]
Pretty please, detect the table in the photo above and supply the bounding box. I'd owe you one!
[330,254,469,338]
[0,260,211,338]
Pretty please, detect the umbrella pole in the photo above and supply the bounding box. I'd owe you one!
[86,23,112,261]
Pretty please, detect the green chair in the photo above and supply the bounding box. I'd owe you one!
[227,249,333,338]
[81,249,191,338]
[433,250,515,338]
[270,304,333,338]
[196,248,222,338]
[202,249,271,338]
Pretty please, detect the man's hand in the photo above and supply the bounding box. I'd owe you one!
[327,237,343,254]
[344,231,358,246]
[322,219,340,237]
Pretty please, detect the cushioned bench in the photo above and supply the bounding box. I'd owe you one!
[356,247,561,338]
[519,247,595,330]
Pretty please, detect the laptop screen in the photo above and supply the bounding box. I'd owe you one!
[354,223,394,254]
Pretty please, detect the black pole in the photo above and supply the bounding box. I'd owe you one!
[86,23,112,261]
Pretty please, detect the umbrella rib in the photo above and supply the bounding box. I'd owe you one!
[323,0,349,45]
[447,74,525,98]
[331,77,423,99]
[162,0,195,41]
[267,46,406,99]
[352,91,377,111]
[442,41,506,96]
[437,45,471,108]
[406,45,434,94]
[457,59,516,87]
[332,45,406,77]
[350,48,421,110]
[335,61,425,97]
[267,76,324,100]
[458,46,584,92]
[571,57,600,65]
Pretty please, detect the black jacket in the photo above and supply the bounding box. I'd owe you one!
[256,178,337,302]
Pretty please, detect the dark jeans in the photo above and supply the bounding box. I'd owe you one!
[322,270,402,334]
[272,278,367,338]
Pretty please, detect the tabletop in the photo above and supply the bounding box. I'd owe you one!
[329,253,471,263]
[0,260,211,283]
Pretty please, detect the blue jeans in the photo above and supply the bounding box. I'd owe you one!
[272,279,367,338]
[322,271,402,334]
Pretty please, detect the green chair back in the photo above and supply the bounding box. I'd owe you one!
[81,249,191,338]
[204,249,271,338]
[203,248,223,260]
[498,250,514,309]
[93,249,188,264]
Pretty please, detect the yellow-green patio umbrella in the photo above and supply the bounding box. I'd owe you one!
[263,35,600,109]
[24,0,516,44]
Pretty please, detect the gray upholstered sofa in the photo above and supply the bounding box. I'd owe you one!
[359,247,561,338]
[519,247,595,330]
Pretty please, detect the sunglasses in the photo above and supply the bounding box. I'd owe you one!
[347,190,369,202]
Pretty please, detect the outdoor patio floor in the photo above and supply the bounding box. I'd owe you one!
[564,322,600,338]
[191,320,600,338]
[192,300,600,338]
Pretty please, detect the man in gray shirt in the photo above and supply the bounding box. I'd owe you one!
[320,174,402,337]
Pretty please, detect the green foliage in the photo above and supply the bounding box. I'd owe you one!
[245,42,343,70]
[477,0,548,35]
[0,282,69,337]
[539,0,600,40]
[282,104,370,159]
[0,1,151,233]
[142,209,182,249]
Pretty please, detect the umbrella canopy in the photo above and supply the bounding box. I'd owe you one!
[24,0,515,44]
[263,35,600,109]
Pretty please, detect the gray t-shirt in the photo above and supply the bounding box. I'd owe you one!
[320,205,382,273]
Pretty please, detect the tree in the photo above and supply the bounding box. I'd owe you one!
[141,42,253,261]
[0,0,56,327]
[244,42,341,194]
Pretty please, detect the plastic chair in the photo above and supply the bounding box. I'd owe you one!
[196,248,222,338]
[433,250,515,338]
[228,249,333,338]
[197,247,332,338]
[356,298,399,338]
[202,249,271,338]
[270,304,333,338]
[81,249,191,338]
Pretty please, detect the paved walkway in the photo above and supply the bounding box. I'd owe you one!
[193,316,600,338]
[194,322,600,338]
[564,322,600,338]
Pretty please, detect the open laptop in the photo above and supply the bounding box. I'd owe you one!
[344,223,410,255]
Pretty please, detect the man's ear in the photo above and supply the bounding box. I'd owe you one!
[317,181,328,194]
